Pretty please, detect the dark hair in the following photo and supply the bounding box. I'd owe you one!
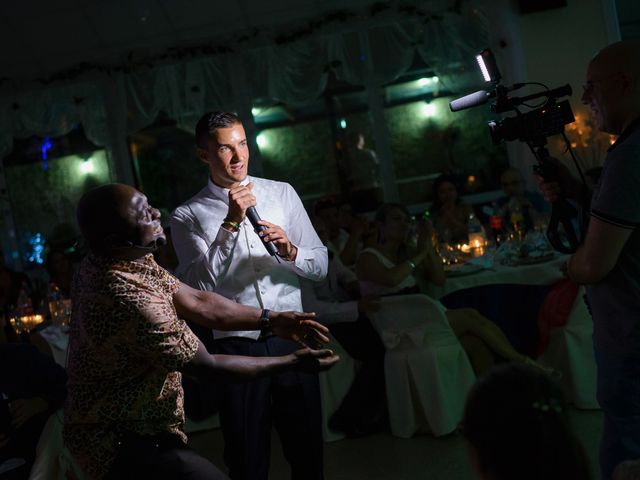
[45,249,69,277]
[431,174,460,214]
[195,111,241,149]
[461,364,591,480]
[374,203,410,224]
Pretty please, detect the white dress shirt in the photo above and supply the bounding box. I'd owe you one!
[300,252,359,326]
[170,176,328,340]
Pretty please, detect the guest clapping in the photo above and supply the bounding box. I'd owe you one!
[356,203,555,375]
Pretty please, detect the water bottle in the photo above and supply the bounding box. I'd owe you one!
[467,212,487,254]
[488,202,504,244]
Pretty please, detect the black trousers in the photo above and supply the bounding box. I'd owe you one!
[107,432,228,480]
[214,336,323,480]
[329,314,387,433]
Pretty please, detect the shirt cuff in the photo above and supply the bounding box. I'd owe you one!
[214,225,238,255]
[292,245,312,268]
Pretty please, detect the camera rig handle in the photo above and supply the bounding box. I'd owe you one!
[531,143,582,254]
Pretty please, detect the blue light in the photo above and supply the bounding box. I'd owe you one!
[41,138,52,170]
[26,233,45,265]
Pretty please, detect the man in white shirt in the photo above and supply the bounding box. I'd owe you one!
[170,111,328,480]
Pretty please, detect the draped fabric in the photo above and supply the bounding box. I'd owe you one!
[0,82,108,156]
[0,3,489,161]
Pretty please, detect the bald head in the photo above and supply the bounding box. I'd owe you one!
[77,184,138,255]
[582,40,640,134]
[592,40,640,78]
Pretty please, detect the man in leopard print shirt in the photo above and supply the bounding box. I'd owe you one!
[63,184,337,479]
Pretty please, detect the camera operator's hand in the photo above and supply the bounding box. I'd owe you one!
[534,156,587,204]
[291,348,340,373]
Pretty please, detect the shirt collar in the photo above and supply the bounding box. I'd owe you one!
[207,176,251,203]
[607,116,640,152]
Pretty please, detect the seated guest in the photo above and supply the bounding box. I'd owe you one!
[461,364,590,480]
[300,217,386,436]
[314,196,371,267]
[63,184,338,480]
[430,175,473,244]
[0,325,67,480]
[45,249,74,298]
[356,203,554,375]
[498,168,549,233]
[0,253,32,319]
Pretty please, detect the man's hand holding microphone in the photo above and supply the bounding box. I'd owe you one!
[225,182,297,260]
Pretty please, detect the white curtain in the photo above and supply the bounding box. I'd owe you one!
[0,1,489,162]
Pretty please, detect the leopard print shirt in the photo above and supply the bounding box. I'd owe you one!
[63,254,199,479]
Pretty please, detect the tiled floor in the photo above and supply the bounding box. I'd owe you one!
[189,408,603,479]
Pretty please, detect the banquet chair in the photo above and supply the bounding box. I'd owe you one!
[368,294,476,437]
[538,287,598,409]
[28,410,85,480]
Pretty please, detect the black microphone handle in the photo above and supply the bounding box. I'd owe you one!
[245,206,280,256]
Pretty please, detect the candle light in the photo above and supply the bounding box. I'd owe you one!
[10,314,44,334]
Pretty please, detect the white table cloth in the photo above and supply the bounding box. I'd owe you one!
[426,256,567,299]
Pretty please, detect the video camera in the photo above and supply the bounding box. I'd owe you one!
[449,49,583,254]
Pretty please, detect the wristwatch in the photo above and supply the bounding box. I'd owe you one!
[259,309,272,337]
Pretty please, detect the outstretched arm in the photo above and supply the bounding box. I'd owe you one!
[173,282,330,346]
[183,340,339,381]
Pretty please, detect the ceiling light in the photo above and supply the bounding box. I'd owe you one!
[420,102,437,118]
[79,158,94,174]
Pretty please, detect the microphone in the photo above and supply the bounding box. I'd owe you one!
[245,206,280,256]
[449,83,527,112]
[449,90,492,112]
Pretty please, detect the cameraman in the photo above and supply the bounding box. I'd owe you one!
[538,40,640,479]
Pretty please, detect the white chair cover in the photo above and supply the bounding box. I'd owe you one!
[28,410,85,480]
[369,294,476,437]
[538,288,598,409]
